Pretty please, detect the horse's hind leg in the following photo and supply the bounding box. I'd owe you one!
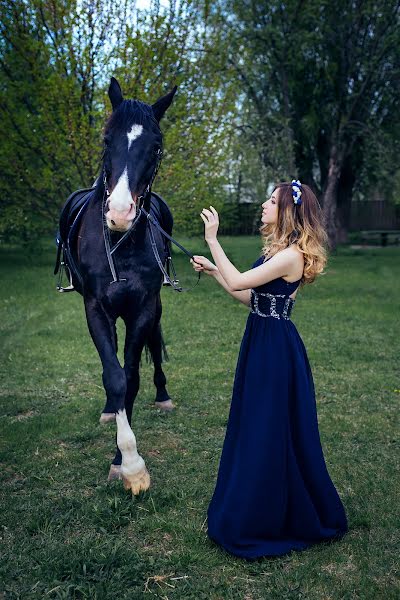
[147,320,174,412]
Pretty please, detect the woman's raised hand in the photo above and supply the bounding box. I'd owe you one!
[200,205,219,242]
[190,255,218,276]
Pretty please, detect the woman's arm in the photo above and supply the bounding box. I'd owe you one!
[191,256,251,306]
[201,207,297,291]
[211,270,251,306]
[207,238,295,291]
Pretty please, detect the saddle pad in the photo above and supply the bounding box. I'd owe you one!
[59,187,95,245]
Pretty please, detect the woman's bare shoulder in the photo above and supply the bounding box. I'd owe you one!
[275,244,304,263]
[267,245,304,273]
[287,243,304,258]
[284,244,304,279]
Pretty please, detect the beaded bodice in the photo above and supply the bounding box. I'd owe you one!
[250,256,301,320]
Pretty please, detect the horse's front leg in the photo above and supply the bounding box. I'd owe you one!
[84,298,150,495]
[109,314,153,481]
[115,405,150,495]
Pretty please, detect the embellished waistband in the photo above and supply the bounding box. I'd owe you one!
[250,289,295,320]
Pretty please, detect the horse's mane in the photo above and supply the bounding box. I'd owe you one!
[105,99,158,131]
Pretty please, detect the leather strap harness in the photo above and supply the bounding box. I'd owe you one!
[55,151,200,293]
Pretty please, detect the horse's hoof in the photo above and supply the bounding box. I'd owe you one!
[122,466,151,495]
[154,399,175,412]
[107,464,122,482]
[99,412,116,424]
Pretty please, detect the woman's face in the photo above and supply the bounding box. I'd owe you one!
[261,189,279,225]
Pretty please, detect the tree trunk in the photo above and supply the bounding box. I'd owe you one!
[322,144,342,250]
[336,160,356,244]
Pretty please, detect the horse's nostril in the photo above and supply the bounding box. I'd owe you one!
[111,220,116,226]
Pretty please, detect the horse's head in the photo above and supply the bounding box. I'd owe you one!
[103,77,177,232]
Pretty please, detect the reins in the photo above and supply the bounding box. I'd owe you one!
[142,201,201,293]
[101,153,200,292]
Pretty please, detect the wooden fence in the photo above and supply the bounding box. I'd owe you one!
[218,200,400,236]
[349,200,400,231]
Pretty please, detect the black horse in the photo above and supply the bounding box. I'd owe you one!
[57,78,178,494]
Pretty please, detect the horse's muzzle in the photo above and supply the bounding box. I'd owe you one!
[105,203,137,232]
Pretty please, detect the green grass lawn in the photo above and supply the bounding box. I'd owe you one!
[0,237,399,599]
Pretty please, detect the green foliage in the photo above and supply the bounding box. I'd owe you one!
[0,0,114,239]
[0,0,237,240]
[220,0,400,186]
[1,1,399,242]
[108,2,240,235]
[202,0,400,245]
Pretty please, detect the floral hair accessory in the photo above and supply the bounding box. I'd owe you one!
[291,179,302,205]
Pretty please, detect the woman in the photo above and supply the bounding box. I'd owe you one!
[190,180,348,559]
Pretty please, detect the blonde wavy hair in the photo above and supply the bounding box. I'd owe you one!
[260,182,328,285]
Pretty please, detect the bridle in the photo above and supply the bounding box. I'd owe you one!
[101,148,200,292]
[103,146,163,208]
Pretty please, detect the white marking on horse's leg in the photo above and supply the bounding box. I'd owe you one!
[127,124,143,149]
[116,409,144,475]
[116,409,150,494]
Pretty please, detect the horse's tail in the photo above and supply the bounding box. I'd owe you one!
[144,323,169,364]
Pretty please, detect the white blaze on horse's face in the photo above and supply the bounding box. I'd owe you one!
[106,124,143,232]
[127,124,143,149]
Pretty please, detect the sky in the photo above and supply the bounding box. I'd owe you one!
[135,0,170,9]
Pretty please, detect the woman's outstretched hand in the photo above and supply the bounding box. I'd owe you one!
[190,255,218,276]
[200,205,219,242]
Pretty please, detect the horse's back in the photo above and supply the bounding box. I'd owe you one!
[59,187,95,245]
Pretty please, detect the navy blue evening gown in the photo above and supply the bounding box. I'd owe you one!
[207,256,348,559]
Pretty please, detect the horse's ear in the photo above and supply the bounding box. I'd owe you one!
[151,86,178,122]
[108,77,124,111]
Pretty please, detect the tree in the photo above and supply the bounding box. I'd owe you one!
[0,0,120,238]
[0,0,237,239]
[210,0,400,248]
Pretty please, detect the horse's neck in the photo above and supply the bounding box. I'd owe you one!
[92,183,105,205]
